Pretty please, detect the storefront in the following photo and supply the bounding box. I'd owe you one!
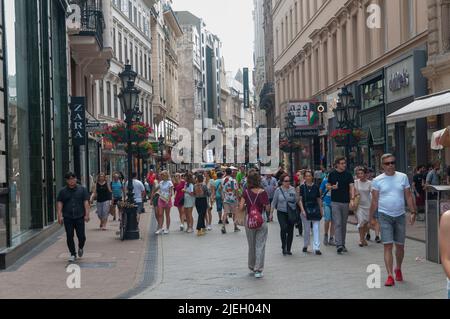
[358,71,386,173]
[0,0,70,268]
[385,50,428,176]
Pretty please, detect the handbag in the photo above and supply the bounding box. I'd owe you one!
[280,189,300,224]
[351,180,361,211]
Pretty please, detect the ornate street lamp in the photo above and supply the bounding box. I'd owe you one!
[333,88,360,172]
[285,113,296,185]
[118,63,141,240]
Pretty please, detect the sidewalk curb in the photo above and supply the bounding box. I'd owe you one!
[116,210,160,299]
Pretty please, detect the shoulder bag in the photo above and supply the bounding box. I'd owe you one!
[281,188,300,225]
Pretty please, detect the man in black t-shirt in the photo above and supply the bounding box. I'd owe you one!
[57,172,90,263]
[327,157,355,255]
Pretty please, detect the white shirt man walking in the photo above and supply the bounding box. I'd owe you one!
[369,154,416,287]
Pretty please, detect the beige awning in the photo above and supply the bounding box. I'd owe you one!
[387,90,450,124]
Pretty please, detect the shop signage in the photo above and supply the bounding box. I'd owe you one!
[70,97,86,146]
[85,121,108,133]
[243,68,250,109]
[294,129,319,138]
[385,56,415,104]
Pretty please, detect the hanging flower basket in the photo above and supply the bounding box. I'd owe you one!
[95,121,153,145]
[331,129,366,147]
[125,141,154,159]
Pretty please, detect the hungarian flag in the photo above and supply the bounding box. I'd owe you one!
[308,110,318,126]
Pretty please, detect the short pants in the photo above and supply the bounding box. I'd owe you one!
[379,212,406,245]
[323,204,332,222]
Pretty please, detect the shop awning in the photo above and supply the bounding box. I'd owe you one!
[386,90,450,124]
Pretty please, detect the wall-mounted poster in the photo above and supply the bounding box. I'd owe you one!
[288,102,318,128]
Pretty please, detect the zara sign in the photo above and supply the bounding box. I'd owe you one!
[70,97,86,147]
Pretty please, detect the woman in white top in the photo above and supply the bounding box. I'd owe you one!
[153,171,174,235]
[354,167,372,247]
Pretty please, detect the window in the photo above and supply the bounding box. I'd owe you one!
[128,1,132,20]
[135,46,138,74]
[113,85,118,118]
[294,2,298,35]
[144,53,148,79]
[130,42,133,66]
[140,49,143,77]
[124,37,128,63]
[118,32,123,62]
[134,7,137,24]
[113,27,116,59]
[107,82,112,117]
[99,81,105,115]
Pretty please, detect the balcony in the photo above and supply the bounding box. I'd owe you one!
[259,82,275,111]
[68,3,113,79]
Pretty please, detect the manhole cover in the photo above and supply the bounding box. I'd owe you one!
[77,262,117,269]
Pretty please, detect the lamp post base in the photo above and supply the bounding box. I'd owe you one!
[124,206,140,240]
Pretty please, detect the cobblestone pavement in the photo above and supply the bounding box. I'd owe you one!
[136,207,447,299]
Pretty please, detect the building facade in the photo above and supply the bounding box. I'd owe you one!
[273,0,428,172]
[68,0,113,188]
[97,0,155,178]
[253,0,267,128]
[1,0,70,268]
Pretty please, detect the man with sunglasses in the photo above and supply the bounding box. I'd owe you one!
[369,154,416,287]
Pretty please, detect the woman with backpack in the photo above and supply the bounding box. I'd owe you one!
[194,174,210,236]
[272,173,299,256]
[298,170,324,255]
[239,170,271,279]
[90,173,112,231]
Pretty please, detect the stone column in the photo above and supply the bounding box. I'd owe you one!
[327,31,335,86]
[346,13,355,75]
[336,21,345,80]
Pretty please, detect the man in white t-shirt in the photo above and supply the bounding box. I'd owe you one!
[369,154,416,287]
[131,173,146,223]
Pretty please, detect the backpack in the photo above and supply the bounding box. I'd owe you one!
[246,190,264,230]
[194,183,205,197]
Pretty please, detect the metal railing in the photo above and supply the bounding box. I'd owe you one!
[79,4,106,49]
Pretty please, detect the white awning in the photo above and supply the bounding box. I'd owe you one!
[386,90,450,124]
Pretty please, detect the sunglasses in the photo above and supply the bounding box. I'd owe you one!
[383,161,396,166]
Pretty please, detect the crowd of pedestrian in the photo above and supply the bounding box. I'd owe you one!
[55,153,450,293]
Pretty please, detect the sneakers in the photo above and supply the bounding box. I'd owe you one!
[323,234,329,246]
[375,236,382,244]
[302,247,308,253]
[385,275,395,287]
[337,247,344,254]
[234,227,241,232]
[395,268,403,282]
[180,224,185,231]
[68,255,76,263]
[78,248,84,258]
[186,228,194,233]
[226,219,230,224]
[314,250,322,256]
[342,246,348,253]
[366,233,371,241]
[155,229,163,235]
[254,271,264,279]
[221,226,227,234]
[163,229,170,235]
[207,225,212,231]
[218,220,223,224]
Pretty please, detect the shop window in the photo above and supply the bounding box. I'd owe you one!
[5,0,32,238]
